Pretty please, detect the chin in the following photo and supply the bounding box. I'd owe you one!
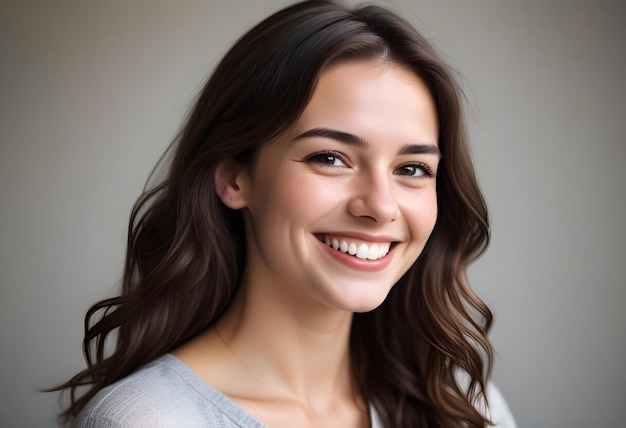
[332,288,392,314]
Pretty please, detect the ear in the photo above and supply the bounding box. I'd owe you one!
[214,158,250,210]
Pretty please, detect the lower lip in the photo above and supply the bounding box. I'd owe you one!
[317,238,395,272]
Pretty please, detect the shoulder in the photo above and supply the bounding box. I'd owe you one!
[453,371,517,428]
[483,382,517,428]
[73,354,256,428]
[473,382,517,428]
[368,381,517,428]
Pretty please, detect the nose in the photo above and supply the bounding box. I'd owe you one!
[347,170,398,224]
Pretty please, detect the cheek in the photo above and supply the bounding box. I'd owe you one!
[404,190,438,238]
[251,172,344,229]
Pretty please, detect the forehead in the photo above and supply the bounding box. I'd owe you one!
[291,60,439,146]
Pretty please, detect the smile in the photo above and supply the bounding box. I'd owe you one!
[316,234,394,261]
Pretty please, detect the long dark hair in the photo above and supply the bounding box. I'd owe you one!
[52,1,493,426]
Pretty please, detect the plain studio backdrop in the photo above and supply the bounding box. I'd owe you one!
[1,1,624,427]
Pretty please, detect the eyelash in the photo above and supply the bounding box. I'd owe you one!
[395,162,436,178]
[304,151,348,167]
[304,151,436,178]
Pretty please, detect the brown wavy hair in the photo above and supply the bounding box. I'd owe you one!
[51,1,493,426]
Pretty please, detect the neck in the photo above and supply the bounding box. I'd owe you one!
[215,269,356,403]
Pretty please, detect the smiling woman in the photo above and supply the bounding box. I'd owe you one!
[218,62,441,314]
[49,1,516,427]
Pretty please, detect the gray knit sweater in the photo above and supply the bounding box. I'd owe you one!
[74,354,516,427]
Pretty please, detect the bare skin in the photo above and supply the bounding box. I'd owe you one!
[175,283,367,428]
[174,59,439,428]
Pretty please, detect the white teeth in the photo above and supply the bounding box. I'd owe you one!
[356,244,369,259]
[379,243,389,259]
[322,235,391,260]
[367,244,379,260]
[348,243,357,255]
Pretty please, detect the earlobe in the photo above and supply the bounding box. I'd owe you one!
[214,158,249,210]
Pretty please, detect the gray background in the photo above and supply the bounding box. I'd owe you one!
[1,0,625,427]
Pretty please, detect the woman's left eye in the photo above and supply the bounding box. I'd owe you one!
[395,163,435,178]
[305,151,347,167]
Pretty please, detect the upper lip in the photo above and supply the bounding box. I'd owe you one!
[314,231,400,243]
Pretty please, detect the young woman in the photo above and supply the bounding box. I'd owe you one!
[53,1,516,427]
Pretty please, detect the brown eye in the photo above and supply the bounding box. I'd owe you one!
[305,151,347,167]
[395,163,434,178]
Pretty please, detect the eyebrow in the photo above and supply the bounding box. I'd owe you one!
[294,127,441,157]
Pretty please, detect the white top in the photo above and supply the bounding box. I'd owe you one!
[74,354,516,427]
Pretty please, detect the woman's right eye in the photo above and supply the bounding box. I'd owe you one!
[305,151,347,167]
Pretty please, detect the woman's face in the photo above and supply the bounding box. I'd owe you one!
[236,60,440,313]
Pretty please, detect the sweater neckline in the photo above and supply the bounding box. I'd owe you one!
[157,353,382,428]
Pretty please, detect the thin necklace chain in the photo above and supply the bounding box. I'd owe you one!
[213,327,371,426]
[213,326,287,395]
